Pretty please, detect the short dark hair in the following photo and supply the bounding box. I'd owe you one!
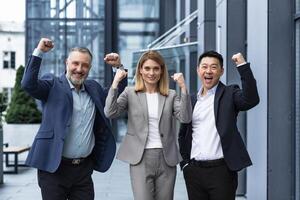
[198,50,223,67]
[69,47,93,61]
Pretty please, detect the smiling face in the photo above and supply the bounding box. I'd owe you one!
[139,59,162,90]
[135,50,169,95]
[197,56,224,93]
[66,51,92,90]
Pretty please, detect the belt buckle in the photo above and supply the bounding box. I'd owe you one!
[72,159,81,165]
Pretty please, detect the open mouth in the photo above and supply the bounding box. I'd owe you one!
[204,77,213,84]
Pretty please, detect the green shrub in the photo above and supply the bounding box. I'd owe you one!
[5,65,42,123]
[0,92,7,115]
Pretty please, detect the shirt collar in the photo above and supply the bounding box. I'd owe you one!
[65,75,85,92]
[197,82,219,99]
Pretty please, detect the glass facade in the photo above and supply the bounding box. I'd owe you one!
[26,0,168,140]
[132,42,198,90]
[26,0,105,83]
[118,0,160,81]
[26,0,162,83]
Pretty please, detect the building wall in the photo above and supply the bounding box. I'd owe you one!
[0,22,25,102]
[247,0,268,199]
[196,0,295,199]
[216,0,227,83]
[214,0,295,199]
[266,0,294,199]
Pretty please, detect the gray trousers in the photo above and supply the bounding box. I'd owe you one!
[130,148,176,200]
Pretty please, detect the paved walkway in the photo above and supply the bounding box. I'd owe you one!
[0,147,245,200]
[0,148,187,200]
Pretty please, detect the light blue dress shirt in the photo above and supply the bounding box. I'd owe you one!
[62,78,96,158]
[32,48,96,158]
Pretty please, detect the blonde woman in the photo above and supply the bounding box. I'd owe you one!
[104,50,192,200]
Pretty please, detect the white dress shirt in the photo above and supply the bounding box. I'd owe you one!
[190,84,224,161]
[145,92,163,149]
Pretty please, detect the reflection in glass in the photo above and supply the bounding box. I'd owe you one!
[118,0,160,75]
[131,42,198,90]
[27,0,105,19]
[119,0,159,18]
[26,0,105,84]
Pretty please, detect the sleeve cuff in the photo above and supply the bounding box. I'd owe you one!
[32,48,44,58]
[117,64,124,70]
[237,62,247,68]
[113,64,127,73]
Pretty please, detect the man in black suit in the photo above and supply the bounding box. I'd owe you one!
[178,50,259,200]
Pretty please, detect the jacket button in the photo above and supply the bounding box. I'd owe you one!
[160,134,164,137]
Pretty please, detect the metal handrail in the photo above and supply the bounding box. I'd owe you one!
[147,9,199,49]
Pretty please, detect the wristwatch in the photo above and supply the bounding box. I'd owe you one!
[116,64,124,70]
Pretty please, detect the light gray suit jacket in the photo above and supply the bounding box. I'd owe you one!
[104,86,192,167]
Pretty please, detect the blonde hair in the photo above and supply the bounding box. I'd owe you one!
[134,50,169,96]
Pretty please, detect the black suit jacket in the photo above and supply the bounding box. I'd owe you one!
[178,63,259,171]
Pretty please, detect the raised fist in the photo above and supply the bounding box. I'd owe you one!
[104,53,121,67]
[171,72,186,89]
[37,38,54,53]
[232,53,246,66]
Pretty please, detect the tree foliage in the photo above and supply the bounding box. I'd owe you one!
[5,66,42,123]
[0,92,7,115]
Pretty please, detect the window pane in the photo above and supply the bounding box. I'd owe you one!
[119,35,157,78]
[118,0,160,71]
[3,51,9,69]
[10,52,16,69]
[119,22,159,32]
[3,61,8,69]
[119,0,159,19]
[297,0,300,13]
[27,0,104,19]
[26,0,105,84]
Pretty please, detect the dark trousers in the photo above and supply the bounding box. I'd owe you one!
[183,160,238,200]
[37,156,94,200]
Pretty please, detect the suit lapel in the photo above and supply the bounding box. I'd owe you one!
[59,75,73,106]
[59,75,73,127]
[191,94,197,110]
[157,93,166,123]
[86,82,113,132]
[214,82,225,123]
[137,92,149,122]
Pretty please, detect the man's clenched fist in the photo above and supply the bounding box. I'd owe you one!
[37,38,54,53]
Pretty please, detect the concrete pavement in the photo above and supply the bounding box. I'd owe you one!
[0,147,245,200]
[0,156,187,200]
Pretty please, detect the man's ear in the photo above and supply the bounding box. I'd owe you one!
[65,59,68,74]
[196,65,201,75]
[221,67,224,76]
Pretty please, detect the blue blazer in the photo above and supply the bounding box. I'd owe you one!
[178,63,259,171]
[21,56,126,173]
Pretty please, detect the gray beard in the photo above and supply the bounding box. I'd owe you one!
[67,74,85,87]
